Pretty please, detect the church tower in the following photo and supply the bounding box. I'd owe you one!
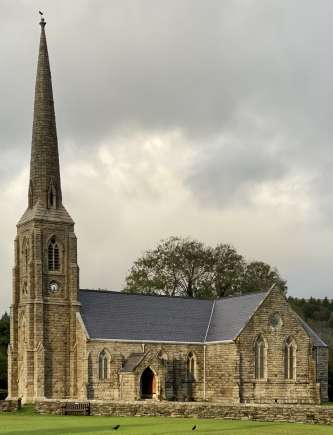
[8,18,80,401]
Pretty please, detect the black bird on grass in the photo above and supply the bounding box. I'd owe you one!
[112,425,120,430]
[192,425,197,431]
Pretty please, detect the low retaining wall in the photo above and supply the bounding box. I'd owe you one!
[0,400,18,412]
[35,400,333,425]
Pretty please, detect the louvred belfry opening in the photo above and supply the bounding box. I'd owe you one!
[48,237,60,271]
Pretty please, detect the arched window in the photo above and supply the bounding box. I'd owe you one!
[285,337,296,380]
[187,352,196,381]
[98,350,108,380]
[22,238,30,274]
[22,282,28,296]
[24,244,29,273]
[255,335,267,380]
[48,237,60,271]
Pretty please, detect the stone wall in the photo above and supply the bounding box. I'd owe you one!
[0,400,18,412]
[316,347,329,403]
[205,343,239,403]
[34,400,333,425]
[84,341,205,402]
[9,215,80,403]
[74,289,327,405]
[237,287,322,404]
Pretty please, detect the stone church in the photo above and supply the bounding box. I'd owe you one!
[7,19,328,405]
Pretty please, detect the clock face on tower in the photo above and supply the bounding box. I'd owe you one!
[48,280,60,293]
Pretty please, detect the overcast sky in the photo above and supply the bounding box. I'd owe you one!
[1,0,333,314]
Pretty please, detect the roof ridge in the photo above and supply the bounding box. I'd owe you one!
[79,288,214,301]
[79,288,269,302]
[216,290,268,301]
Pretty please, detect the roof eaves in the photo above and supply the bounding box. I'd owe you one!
[76,312,90,339]
[88,338,204,345]
[205,339,234,345]
[294,312,328,348]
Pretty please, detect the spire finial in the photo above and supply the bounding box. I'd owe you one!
[39,11,46,27]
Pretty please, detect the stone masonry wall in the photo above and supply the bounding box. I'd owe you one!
[205,343,239,403]
[34,400,333,425]
[316,347,329,403]
[0,400,18,412]
[83,341,205,402]
[75,288,327,405]
[9,216,80,403]
[237,287,322,404]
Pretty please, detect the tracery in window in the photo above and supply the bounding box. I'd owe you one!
[48,237,60,271]
[99,350,108,380]
[285,337,296,380]
[255,335,267,380]
[187,352,196,381]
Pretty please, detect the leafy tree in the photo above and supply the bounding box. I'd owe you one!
[124,236,287,298]
[125,237,214,298]
[242,261,287,294]
[212,244,245,298]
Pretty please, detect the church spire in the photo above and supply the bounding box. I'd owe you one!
[29,16,62,209]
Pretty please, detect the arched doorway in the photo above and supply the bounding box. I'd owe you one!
[140,367,156,399]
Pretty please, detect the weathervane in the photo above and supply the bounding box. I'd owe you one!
[39,10,46,27]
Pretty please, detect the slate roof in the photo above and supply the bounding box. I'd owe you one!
[120,353,145,372]
[79,289,327,346]
[206,292,269,342]
[296,314,328,348]
[80,290,213,343]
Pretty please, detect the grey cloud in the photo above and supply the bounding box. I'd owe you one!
[187,135,288,206]
[2,0,333,313]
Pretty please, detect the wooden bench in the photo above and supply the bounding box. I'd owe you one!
[62,402,90,416]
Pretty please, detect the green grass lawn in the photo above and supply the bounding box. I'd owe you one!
[0,407,332,435]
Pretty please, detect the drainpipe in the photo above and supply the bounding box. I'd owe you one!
[203,344,206,400]
[203,301,215,402]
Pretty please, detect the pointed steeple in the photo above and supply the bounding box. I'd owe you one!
[29,17,62,209]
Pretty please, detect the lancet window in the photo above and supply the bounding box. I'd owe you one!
[187,352,196,381]
[98,350,108,380]
[22,238,30,274]
[48,237,60,271]
[284,337,296,380]
[255,335,267,380]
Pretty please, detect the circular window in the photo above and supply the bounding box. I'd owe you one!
[270,313,282,329]
[48,280,60,293]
